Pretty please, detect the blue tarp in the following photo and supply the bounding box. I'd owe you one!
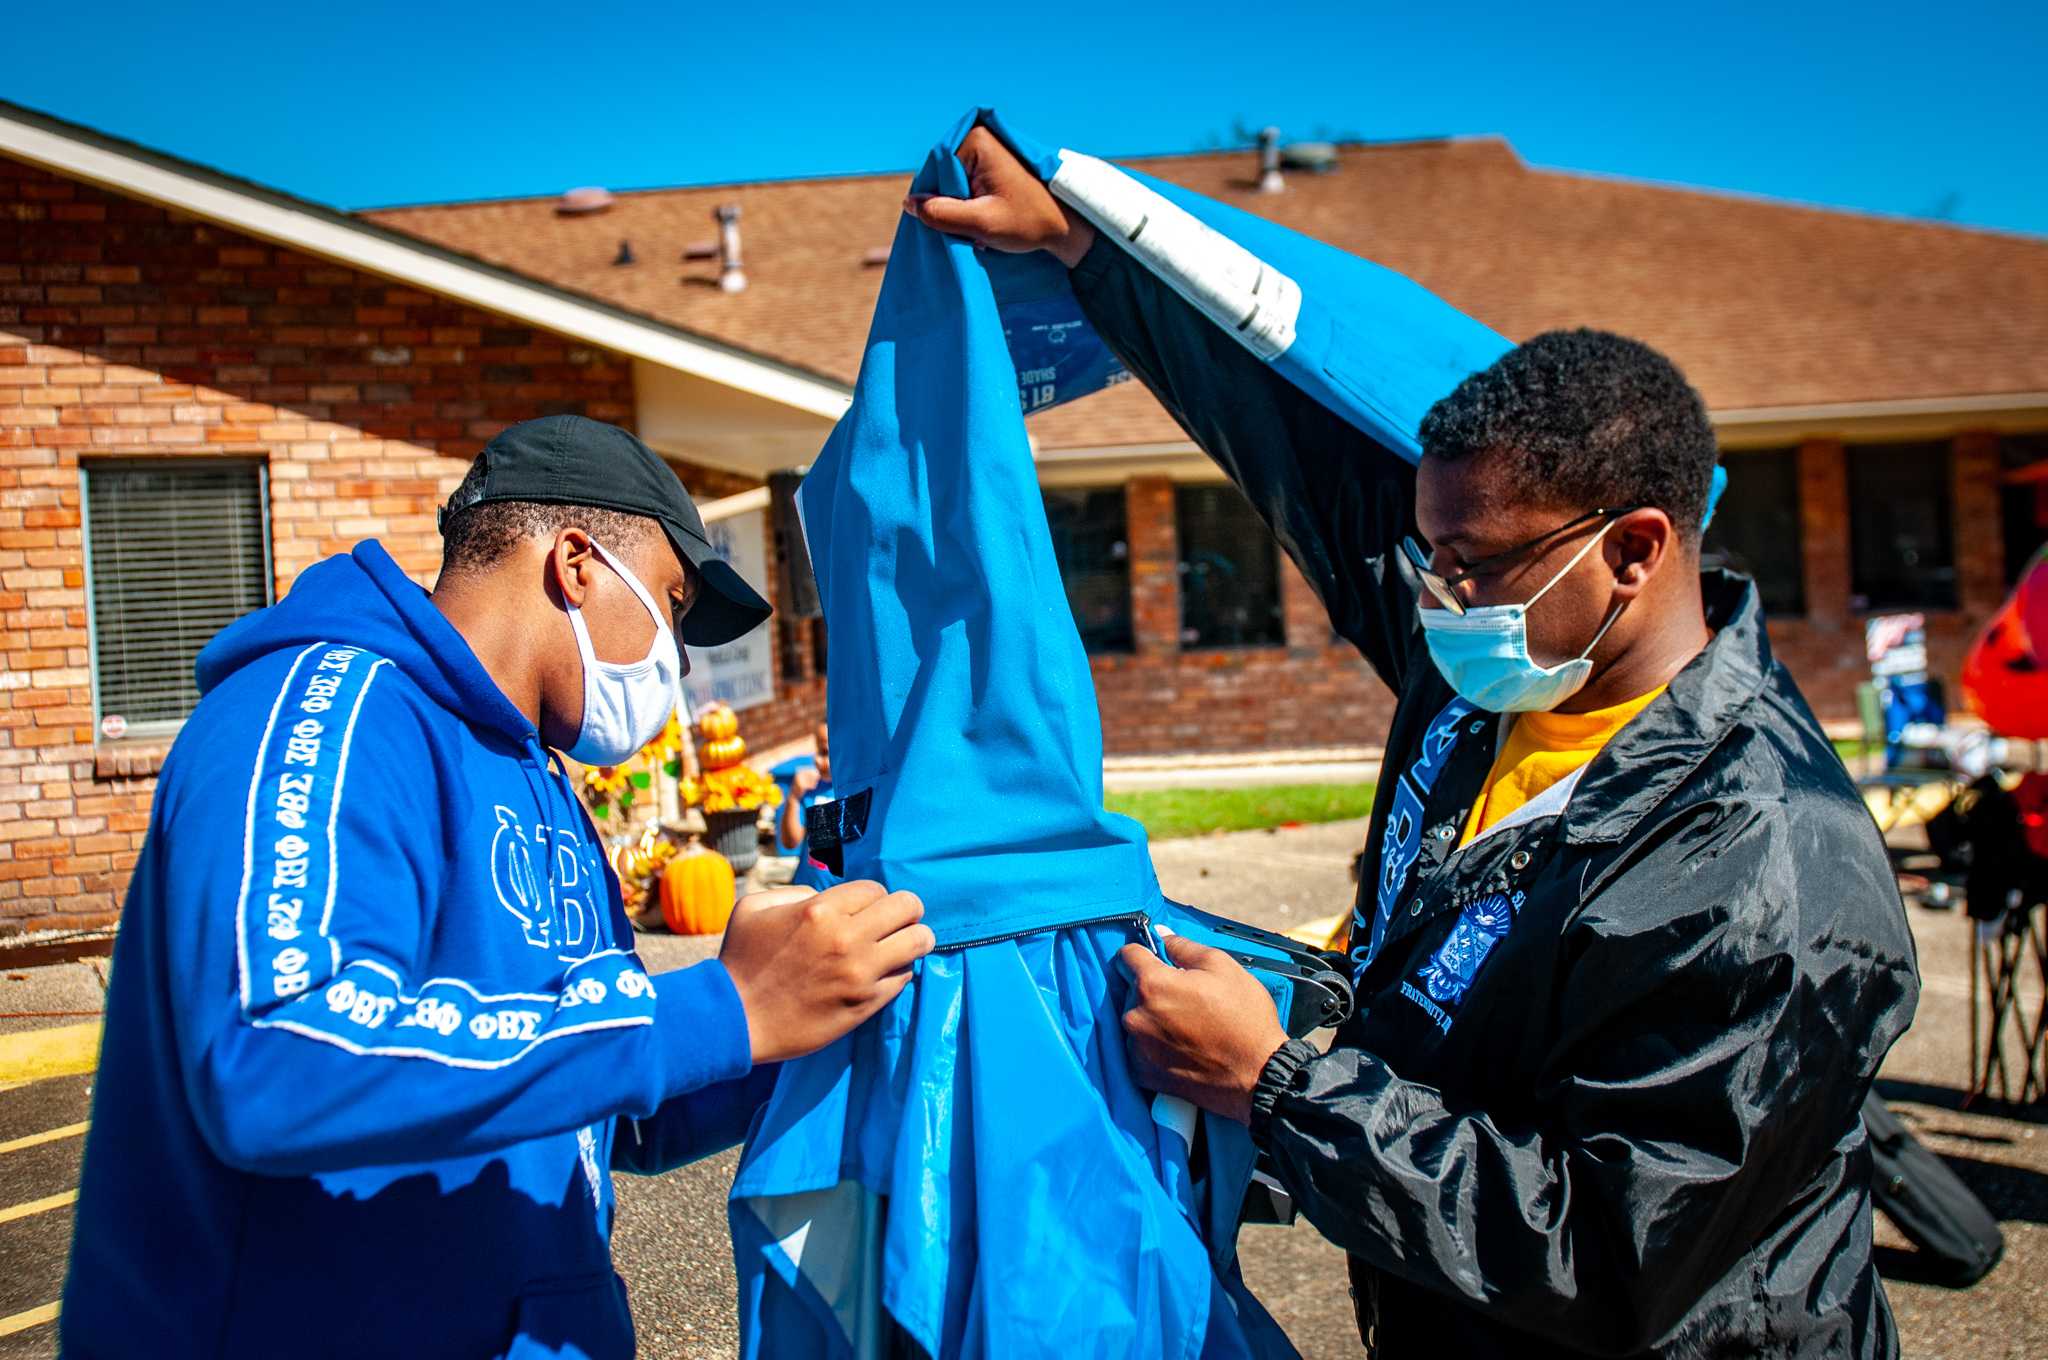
[727,108,1529,1358]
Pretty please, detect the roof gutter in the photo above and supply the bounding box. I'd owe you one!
[1712,392,2048,425]
[696,485,771,524]
[1712,391,2048,446]
[0,102,852,422]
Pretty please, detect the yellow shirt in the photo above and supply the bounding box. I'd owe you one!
[1458,687,1667,848]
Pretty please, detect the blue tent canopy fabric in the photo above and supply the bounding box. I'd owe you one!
[976,110,1512,463]
[728,108,1699,1358]
[973,108,1722,524]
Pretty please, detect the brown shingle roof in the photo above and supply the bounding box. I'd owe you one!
[363,138,2048,450]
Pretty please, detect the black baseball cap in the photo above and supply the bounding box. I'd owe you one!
[440,415,772,647]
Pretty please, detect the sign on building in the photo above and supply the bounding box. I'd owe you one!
[683,507,776,713]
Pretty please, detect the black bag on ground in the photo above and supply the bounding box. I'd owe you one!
[1864,1092,2004,1286]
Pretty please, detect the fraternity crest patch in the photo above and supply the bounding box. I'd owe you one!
[1403,889,1523,1032]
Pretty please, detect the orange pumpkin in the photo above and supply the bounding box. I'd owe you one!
[701,734,748,770]
[660,844,736,935]
[698,703,740,742]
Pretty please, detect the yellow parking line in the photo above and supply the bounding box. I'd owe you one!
[0,1121,88,1156]
[0,1301,60,1337]
[0,1189,77,1226]
[0,1022,100,1088]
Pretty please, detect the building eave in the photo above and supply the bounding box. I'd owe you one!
[1711,392,2048,446]
[1030,394,2048,478]
[0,100,853,425]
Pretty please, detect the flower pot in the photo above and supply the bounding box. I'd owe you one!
[702,807,762,876]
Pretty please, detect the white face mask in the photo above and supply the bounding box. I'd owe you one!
[562,540,686,767]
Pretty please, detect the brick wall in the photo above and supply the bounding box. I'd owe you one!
[721,474,1394,760]
[0,154,637,937]
[1089,477,1396,754]
[1087,429,2020,753]
[1761,433,2006,723]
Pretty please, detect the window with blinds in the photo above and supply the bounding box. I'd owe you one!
[83,459,272,735]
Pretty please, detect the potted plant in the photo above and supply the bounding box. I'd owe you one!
[686,703,782,875]
[579,709,690,830]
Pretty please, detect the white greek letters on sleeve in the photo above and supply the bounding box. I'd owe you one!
[233,643,660,1069]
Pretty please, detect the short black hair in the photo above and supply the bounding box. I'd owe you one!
[1418,328,1717,538]
[438,455,663,577]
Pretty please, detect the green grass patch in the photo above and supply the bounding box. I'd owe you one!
[1106,783,1379,841]
[1108,740,1867,841]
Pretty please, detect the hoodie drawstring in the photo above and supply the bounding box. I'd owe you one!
[526,733,647,1153]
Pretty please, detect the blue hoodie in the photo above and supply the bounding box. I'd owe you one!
[63,540,771,1359]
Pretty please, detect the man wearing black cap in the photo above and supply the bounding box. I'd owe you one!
[63,415,933,1358]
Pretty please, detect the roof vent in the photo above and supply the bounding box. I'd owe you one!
[1257,127,1283,194]
[1281,142,1340,173]
[714,203,746,293]
[558,186,615,215]
[861,245,891,268]
[612,239,636,266]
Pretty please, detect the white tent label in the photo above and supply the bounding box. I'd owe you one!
[1049,149,1301,362]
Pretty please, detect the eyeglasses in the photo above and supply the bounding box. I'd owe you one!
[1398,506,1637,616]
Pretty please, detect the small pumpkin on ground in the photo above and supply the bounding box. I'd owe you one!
[660,841,737,935]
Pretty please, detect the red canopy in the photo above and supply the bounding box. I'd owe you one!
[1962,545,2048,738]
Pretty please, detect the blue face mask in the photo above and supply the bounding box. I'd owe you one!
[1417,521,1626,713]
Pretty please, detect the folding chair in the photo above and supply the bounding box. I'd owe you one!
[1953,774,2048,1107]
[1967,905,2048,1107]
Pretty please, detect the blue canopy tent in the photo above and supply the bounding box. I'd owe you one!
[727,110,1694,1358]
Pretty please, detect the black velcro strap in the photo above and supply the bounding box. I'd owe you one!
[804,788,872,878]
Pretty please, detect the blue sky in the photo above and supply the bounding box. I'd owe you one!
[6,2,2044,236]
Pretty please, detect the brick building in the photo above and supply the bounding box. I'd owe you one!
[5,99,2048,933]
[363,128,2048,746]
[0,104,841,934]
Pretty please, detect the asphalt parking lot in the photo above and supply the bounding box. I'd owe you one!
[4,817,2046,1357]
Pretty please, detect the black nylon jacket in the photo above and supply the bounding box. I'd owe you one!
[1068,241,1921,1358]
